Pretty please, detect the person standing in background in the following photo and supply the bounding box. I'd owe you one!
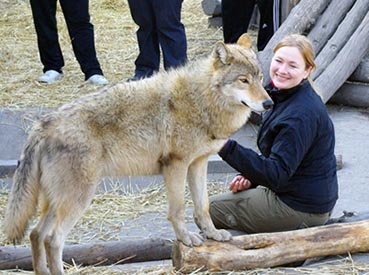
[221,0,280,51]
[127,0,187,81]
[30,0,109,85]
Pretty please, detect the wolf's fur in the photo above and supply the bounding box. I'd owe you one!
[4,34,272,275]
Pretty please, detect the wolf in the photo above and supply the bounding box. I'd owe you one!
[4,33,273,275]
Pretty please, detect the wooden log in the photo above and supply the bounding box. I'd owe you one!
[311,0,369,80]
[258,0,330,86]
[315,11,369,103]
[349,54,369,83]
[201,0,221,16]
[172,220,369,273]
[329,81,369,108]
[307,0,356,55]
[0,238,172,271]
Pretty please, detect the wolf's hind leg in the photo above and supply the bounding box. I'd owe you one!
[44,183,97,275]
[188,156,232,242]
[163,161,203,247]
[30,208,54,275]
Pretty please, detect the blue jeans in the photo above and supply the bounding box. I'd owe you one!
[128,0,187,78]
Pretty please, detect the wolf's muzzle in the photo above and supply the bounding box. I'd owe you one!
[262,100,274,110]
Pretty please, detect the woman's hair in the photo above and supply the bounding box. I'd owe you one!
[273,34,316,71]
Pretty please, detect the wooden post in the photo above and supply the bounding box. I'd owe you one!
[172,220,369,273]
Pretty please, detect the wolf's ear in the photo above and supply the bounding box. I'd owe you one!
[214,41,233,65]
[237,33,253,49]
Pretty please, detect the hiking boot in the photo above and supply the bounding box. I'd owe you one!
[38,70,63,84]
[87,74,109,85]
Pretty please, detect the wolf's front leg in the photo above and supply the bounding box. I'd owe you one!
[163,161,204,247]
[188,156,232,242]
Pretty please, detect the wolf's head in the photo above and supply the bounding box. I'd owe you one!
[211,34,273,112]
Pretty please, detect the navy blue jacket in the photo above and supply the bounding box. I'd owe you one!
[219,81,338,214]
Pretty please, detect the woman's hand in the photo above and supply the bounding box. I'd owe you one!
[229,175,252,193]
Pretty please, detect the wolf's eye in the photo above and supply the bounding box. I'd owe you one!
[239,78,249,84]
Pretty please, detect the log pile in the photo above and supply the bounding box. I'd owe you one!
[202,0,369,107]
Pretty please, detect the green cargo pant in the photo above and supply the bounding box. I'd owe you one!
[209,186,331,234]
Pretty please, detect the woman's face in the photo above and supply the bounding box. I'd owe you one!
[270,46,312,90]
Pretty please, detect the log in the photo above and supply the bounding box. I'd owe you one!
[307,0,356,55]
[311,0,369,80]
[349,54,369,83]
[258,0,330,86]
[315,11,369,103]
[0,238,172,271]
[172,219,369,273]
[329,81,369,108]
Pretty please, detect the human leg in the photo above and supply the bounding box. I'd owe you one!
[128,0,160,78]
[30,0,64,74]
[256,0,279,50]
[60,0,104,80]
[154,0,187,70]
[221,0,256,43]
[209,187,330,233]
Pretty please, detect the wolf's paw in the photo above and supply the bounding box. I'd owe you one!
[180,231,204,247]
[206,229,232,242]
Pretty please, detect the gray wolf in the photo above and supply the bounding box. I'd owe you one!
[4,34,273,275]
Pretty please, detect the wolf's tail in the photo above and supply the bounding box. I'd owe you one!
[3,133,42,243]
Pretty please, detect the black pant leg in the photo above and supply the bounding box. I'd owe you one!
[128,0,160,77]
[154,0,187,70]
[221,0,256,43]
[30,0,64,73]
[256,0,276,51]
[60,0,103,79]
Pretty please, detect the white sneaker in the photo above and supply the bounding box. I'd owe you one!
[87,74,109,85]
[38,70,63,84]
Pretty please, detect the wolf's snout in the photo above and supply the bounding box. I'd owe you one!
[262,100,274,110]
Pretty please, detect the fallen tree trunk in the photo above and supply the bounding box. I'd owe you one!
[172,219,369,273]
[315,11,369,103]
[0,238,172,271]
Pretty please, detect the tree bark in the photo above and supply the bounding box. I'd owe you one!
[0,238,172,271]
[258,0,329,86]
[311,0,369,80]
[172,220,369,273]
[315,11,369,103]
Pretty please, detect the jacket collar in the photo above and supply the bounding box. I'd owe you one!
[265,80,309,104]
